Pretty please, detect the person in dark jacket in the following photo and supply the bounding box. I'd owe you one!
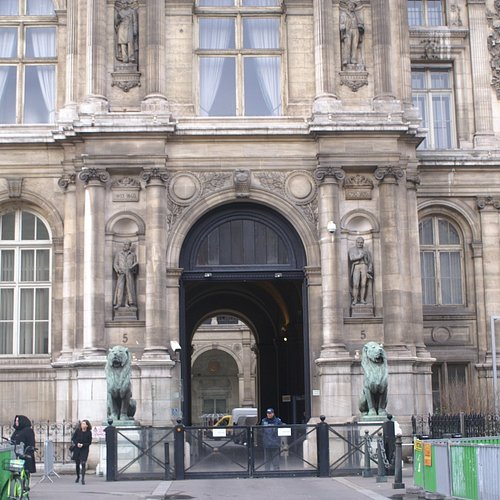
[11,415,36,473]
[71,419,93,485]
[260,408,283,471]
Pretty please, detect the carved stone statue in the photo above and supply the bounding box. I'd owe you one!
[340,0,365,70]
[348,236,373,306]
[113,241,138,309]
[106,345,137,421]
[359,342,388,417]
[114,0,138,65]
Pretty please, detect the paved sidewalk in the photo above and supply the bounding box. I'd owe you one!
[28,468,413,500]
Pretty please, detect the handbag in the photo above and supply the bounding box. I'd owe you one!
[69,444,75,452]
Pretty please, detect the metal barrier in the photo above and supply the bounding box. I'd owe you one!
[37,440,60,484]
[413,436,500,499]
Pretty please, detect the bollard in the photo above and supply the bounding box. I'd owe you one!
[174,419,185,480]
[316,415,330,478]
[392,434,405,489]
[362,430,372,477]
[104,420,117,482]
[376,432,387,483]
[383,414,395,475]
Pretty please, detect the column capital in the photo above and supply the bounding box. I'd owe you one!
[314,166,345,184]
[58,173,76,191]
[406,174,421,190]
[142,168,169,185]
[79,168,109,185]
[374,165,404,184]
[477,196,500,210]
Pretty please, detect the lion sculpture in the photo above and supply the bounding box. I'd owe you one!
[105,345,137,421]
[359,341,388,417]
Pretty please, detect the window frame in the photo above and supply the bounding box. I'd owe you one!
[0,209,52,356]
[0,0,57,125]
[194,0,285,117]
[419,215,465,308]
[408,0,446,27]
[412,66,456,150]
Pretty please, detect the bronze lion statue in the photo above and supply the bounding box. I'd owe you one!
[359,341,388,417]
[105,345,136,421]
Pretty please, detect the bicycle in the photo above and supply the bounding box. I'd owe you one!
[0,439,36,500]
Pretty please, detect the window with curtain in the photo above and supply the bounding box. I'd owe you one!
[196,0,283,116]
[408,0,445,27]
[419,216,463,306]
[0,210,51,355]
[412,68,455,150]
[0,0,56,124]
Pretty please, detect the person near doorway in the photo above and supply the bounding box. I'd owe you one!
[260,408,283,471]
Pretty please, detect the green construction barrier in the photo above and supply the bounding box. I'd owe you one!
[413,439,424,487]
[422,441,437,493]
[450,445,478,500]
[0,447,14,500]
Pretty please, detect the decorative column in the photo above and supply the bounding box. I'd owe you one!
[468,0,495,147]
[477,197,500,363]
[312,0,341,115]
[374,166,407,349]
[371,0,395,101]
[405,172,426,353]
[57,173,77,359]
[79,168,109,355]
[80,0,108,113]
[314,164,352,420]
[142,168,170,358]
[141,0,170,113]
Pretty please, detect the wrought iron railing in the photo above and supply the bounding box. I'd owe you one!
[412,413,500,438]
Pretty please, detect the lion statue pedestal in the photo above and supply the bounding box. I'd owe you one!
[105,345,137,422]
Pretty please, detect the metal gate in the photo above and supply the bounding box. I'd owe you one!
[181,424,318,478]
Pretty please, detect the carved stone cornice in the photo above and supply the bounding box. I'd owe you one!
[57,174,76,191]
[343,174,373,200]
[476,195,500,210]
[141,168,169,185]
[314,166,345,183]
[374,166,404,183]
[78,168,110,185]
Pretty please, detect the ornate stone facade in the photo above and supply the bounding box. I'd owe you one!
[0,1,499,439]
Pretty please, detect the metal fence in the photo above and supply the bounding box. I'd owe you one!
[1,420,75,464]
[411,413,500,438]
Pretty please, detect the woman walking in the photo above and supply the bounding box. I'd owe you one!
[11,415,37,473]
[71,419,92,485]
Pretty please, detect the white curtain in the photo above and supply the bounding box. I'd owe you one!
[420,252,436,305]
[0,289,14,354]
[27,0,55,15]
[0,29,17,105]
[27,28,56,122]
[245,19,280,115]
[21,250,35,282]
[243,0,278,5]
[0,0,18,15]
[199,18,233,115]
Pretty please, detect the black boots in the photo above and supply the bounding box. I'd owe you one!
[75,463,80,483]
[81,462,86,485]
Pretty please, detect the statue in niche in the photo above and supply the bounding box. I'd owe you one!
[113,241,138,310]
[340,0,365,70]
[114,0,138,65]
[348,236,373,306]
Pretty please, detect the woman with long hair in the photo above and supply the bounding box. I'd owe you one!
[71,419,92,485]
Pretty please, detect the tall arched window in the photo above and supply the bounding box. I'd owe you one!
[0,210,51,355]
[419,216,464,305]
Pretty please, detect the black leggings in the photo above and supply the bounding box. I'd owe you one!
[75,460,86,476]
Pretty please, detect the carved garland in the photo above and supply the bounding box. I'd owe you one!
[487,2,500,99]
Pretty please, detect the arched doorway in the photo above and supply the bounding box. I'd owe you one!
[179,202,309,425]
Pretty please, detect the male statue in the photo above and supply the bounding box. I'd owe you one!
[340,0,365,69]
[113,241,138,309]
[348,236,373,305]
[114,0,138,64]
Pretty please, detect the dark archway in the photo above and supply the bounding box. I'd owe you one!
[179,202,309,424]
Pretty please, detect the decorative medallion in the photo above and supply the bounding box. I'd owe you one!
[168,173,201,205]
[285,171,317,204]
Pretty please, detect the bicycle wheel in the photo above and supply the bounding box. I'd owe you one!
[20,473,30,499]
[8,476,23,500]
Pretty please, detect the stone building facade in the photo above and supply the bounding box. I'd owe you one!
[1,0,500,430]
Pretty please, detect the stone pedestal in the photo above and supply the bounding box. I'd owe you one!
[113,306,138,321]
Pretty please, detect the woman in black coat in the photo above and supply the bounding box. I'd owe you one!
[11,415,36,473]
[71,419,93,485]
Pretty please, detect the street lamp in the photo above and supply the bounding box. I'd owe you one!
[490,316,499,415]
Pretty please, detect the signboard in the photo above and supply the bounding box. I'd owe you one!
[424,442,432,467]
[414,439,422,452]
[212,429,227,438]
[278,427,291,437]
